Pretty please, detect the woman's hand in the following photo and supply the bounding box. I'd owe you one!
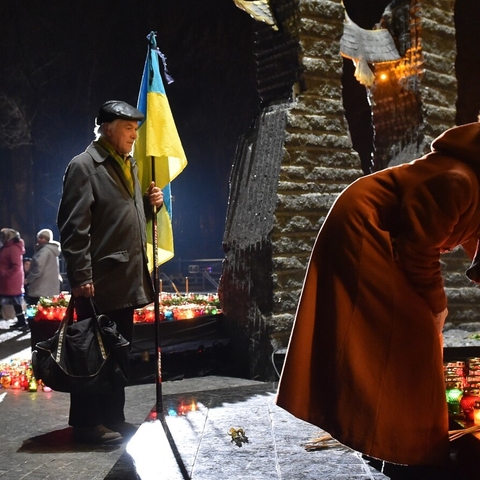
[434,308,448,335]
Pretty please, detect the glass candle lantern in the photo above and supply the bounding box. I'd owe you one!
[460,388,480,422]
[446,383,464,416]
[474,401,480,425]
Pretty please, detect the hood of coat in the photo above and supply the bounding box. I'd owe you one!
[438,124,480,282]
[40,241,61,256]
[431,122,480,165]
[0,237,25,255]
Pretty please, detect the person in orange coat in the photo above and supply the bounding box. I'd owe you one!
[276,122,480,468]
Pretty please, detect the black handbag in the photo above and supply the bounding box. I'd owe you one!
[31,298,130,394]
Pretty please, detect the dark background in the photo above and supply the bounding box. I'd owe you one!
[0,0,260,262]
[3,0,473,266]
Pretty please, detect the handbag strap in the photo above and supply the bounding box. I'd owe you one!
[60,297,76,327]
[55,296,107,363]
[55,298,75,362]
[87,297,108,360]
[88,297,100,316]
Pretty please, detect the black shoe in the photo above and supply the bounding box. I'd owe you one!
[72,424,122,444]
[11,323,28,331]
[104,421,138,438]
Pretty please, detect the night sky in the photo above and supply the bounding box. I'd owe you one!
[0,0,260,262]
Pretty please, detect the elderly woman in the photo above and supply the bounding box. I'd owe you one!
[0,228,27,330]
[276,122,480,469]
[25,229,61,306]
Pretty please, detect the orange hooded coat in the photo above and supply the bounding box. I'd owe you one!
[276,123,480,466]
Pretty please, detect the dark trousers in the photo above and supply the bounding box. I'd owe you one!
[27,296,40,306]
[68,297,134,428]
[13,304,26,326]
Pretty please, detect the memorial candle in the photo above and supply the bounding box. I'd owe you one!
[474,401,480,425]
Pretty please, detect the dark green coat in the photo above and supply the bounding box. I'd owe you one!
[57,141,155,312]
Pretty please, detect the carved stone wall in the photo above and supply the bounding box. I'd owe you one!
[219,0,480,381]
[373,0,457,169]
[220,0,360,379]
[371,0,480,326]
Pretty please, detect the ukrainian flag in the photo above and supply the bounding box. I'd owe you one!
[134,31,187,269]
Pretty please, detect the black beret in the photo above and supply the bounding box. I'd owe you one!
[96,100,144,125]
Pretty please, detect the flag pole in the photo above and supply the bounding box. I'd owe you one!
[151,156,163,414]
[141,32,190,480]
[151,164,190,480]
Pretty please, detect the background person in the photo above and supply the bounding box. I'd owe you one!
[276,121,480,473]
[25,229,61,306]
[57,100,163,444]
[0,228,28,330]
[23,256,32,305]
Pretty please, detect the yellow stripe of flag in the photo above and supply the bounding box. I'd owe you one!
[134,32,187,269]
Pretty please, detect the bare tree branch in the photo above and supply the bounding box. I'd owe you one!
[0,94,33,149]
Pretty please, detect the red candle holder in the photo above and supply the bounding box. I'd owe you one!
[460,388,480,422]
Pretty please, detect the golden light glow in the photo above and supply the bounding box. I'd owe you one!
[474,402,480,425]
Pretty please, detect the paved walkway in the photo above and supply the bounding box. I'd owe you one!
[0,326,479,479]
[0,370,390,479]
[0,325,386,480]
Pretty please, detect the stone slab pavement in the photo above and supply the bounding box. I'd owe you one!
[1,326,480,479]
[0,321,389,480]
[0,368,392,480]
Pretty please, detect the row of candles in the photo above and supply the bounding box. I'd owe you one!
[0,359,51,392]
[133,303,221,322]
[444,357,480,423]
[30,293,221,323]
